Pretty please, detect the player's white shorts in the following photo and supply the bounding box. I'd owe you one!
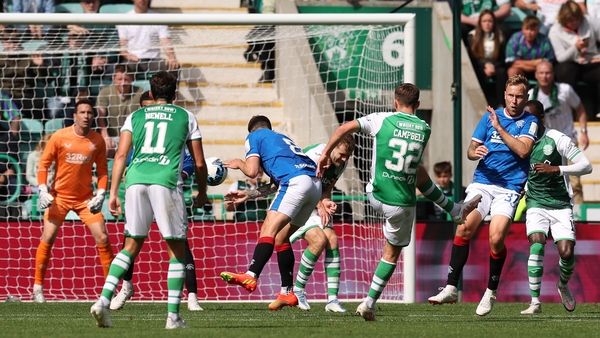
[368,192,415,248]
[465,182,521,219]
[124,184,187,240]
[289,208,334,244]
[270,175,322,227]
[526,207,575,242]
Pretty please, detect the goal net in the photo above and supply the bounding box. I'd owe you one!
[0,12,416,303]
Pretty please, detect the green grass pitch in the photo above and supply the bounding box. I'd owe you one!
[1,302,599,337]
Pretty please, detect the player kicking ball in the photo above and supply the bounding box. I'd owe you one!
[219,115,322,309]
[271,137,355,312]
[519,100,592,314]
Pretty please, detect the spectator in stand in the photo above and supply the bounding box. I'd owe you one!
[515,0,587,35]
[67,0,102,35]
[528,61,588,203]
[96,64,144,158]
[548,0,600,119]
[45,31,90,120]
[0,28,46,120]
[11,0,55,40]
[467,9,507,108]
[505,15,555,79]
[65,0,117,80]
[460,0,512,46]
[116,0,179,78]
[26,133,54,194]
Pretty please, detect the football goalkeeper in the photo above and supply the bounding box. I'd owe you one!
[33,99,114,303]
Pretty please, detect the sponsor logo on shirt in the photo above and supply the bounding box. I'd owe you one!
[131,155,171,165]
[294,163,316,170]
[382,171,415,184]
[66,153,92,164]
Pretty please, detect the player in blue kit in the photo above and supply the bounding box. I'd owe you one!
[219,115,322,304]
[429,75,539,316]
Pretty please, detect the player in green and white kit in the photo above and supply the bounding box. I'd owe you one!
[316,83,482,321]
[277,137,355,313]
[90,71,208,329]
[519,100,592,315]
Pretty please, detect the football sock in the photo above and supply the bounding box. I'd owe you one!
[488,246,507,291]
[121,239,134,282]
[35,241,52,286]
[447,236,470,287]
[294,248,319,291]
[367,259,396,303]
[276,243,294,294]
[527,243,544,300]
[559,256,575,286]
[100,250,132,303]
[184,241,198,294]
[167,258,186,314]
[97,242,115,279]
[325,248,341,301]
[418,178,455,214]
[248,237,274,278]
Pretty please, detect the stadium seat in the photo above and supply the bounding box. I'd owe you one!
[44,119,64,135]
[505,8,538,31]
[56,3,84,14]
[21,40,49,52]
[99,4,134,13]
[20,119,43,141]
[18,141,35,163]
[132,80,151,91]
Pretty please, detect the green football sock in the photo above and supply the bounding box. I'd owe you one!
[367,259,396,301]
[559,257,575,286]
[325,248,341,298]
[167,258,185,314]
[101,250,133,301]
[295,249,319,290]
[527,243,544,298]
[418,178,455,214]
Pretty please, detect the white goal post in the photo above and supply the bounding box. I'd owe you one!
[0,12,417,303]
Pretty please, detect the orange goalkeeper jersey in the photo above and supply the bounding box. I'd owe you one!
[37,126,108,200]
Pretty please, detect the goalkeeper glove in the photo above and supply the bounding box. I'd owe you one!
[87,189,106,214]
[38,184,54,209]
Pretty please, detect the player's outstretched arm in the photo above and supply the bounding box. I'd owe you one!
[225,182,278,203]
[318,121,359,177]
[224,156,261,179]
